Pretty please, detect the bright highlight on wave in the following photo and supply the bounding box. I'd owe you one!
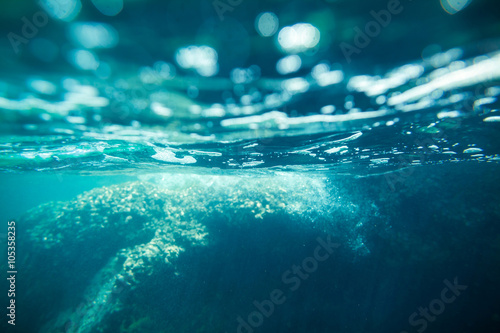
[311,63,344,87]
[388,53,500,106]
[278,23,320,53]
[175,45,219,77]
[276,55,302,75]
[440,0,473,15]
[347,63,424,97]
[91,0,124,16]
[40,0,82,22]
[67,49,100,70]
[27,79,57,95]
[230,66,261,84]
[68,22,118,49]
[255,12,279,37]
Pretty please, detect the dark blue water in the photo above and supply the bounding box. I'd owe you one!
[1,0,500,332]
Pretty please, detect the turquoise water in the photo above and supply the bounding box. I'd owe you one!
[1,0,500,332]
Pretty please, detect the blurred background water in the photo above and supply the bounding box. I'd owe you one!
[1,0,500,332]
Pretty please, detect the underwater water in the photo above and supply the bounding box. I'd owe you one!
[1,0,500,332]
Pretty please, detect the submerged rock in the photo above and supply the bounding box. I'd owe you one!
[11,166,500,333]
[17,174,372,333]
